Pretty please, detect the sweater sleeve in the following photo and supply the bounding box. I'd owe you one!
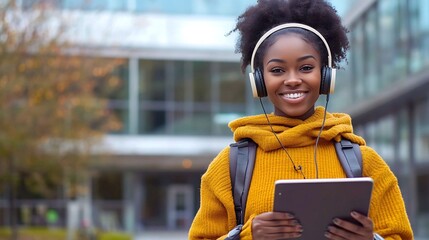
[188,147,255,240]
[361,146,414,240]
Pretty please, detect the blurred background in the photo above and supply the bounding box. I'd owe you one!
[0,0,428,239]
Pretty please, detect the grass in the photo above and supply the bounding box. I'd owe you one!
[0,227,66,240]
[0,227,132,240]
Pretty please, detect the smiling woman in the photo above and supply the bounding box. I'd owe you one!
[189,0,414,239]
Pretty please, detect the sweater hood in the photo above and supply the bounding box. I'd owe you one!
[228,106,366,151]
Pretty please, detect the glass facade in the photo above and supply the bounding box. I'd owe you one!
[135,0,251,16]
[22,0,255,16]
[138,60,247,136]
[364,8,379,97]
[408,0,429,73]
[333,0,429,238]
[398,109,410,162]
[338,0,429,107]
[415,98,429,163]
[62,0,127,11]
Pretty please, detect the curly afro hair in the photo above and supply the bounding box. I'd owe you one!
[230,0,349,72]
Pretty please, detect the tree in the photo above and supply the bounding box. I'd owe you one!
[0,0,125,237]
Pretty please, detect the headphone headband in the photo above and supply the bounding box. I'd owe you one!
[249,23,333,72]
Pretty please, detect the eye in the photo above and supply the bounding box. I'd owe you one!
[270,67,284,74]
[300,65,314,72]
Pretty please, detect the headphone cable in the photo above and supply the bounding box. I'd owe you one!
[314,94,330,179]
[260,94,330,179]
[259,98,306,179]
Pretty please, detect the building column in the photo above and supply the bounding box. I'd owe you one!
[408,103,418,229]
[133,173,144,231]
[129,58,139,134]
[123,171,143,234]
[66,171,92,240]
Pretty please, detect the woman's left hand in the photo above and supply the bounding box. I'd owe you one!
[324,211,374,240]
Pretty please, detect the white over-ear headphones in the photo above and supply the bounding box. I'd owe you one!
[248,23,336,98]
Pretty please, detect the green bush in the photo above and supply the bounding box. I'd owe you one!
[0,227,67,240]
[0,227,132,240]
[97,232,132,240]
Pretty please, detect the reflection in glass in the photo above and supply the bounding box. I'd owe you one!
[378,0,396,88]
[219,63,246,104]
[375,116,394,162]
[140,60,166,102]
[172,111,213,136]
[398,109,409,162]
[419,0,429,68]
[351,21,364,100]
[174,61,189,102]
[193,62,211,103]
[140,110,167,134]
[415,99,429,162]
[137,59,247,135]
[135,0,252,16]
[364,8,379,96]
[62,0,127,11]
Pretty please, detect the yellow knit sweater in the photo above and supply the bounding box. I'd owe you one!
[189,107,413,239]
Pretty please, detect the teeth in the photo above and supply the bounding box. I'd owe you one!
[284,93,304,99]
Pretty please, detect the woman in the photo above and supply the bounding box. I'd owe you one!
[189,0,413,239]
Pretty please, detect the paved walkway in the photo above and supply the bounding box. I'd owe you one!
[134,231,188,240]
[133,232,429,240]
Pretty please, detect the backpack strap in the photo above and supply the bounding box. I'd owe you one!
[227,138,257,239]
[334,139,363,178]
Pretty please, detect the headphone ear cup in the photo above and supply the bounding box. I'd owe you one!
[320,67,332,95]
[254,68,267,97]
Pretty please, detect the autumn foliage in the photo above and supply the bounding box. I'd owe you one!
[0,0,125,199]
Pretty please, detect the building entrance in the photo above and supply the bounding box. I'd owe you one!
[166,184,194,229]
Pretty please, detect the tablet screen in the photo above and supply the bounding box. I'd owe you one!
[273,177,373,240]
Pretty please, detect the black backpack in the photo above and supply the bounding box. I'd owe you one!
[225,138,362,240]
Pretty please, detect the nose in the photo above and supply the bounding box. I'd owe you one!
[283,71,302,87]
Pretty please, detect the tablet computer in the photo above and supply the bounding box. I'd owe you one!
[273,177,373,240]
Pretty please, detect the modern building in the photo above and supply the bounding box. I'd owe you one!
[334,0,429,238]
[1,0,428,239]
[1,0,259,235]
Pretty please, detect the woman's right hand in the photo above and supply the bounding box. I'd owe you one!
[252,212,303,240]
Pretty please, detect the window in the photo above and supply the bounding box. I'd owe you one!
[396,0,409,79]
[365,122,377,154]
[135,0,255,16]
[415,98,429,162]
[362,117,394,163]
[376,116,395,162]
[140,109,166,134]
[138,60,243,135]
[62,0,127,11]
[140,60,166,102]
[136,0,190,15]
[419,0,429,68]
[192,61,212,103]
[173,61,189,102]
[350,21,365,100]
[409,0,424,73]
[331,50,354,112]
[378,0,397,88]
[218,63,246,105]
[398,109,410,162]
[364,8,379,96]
